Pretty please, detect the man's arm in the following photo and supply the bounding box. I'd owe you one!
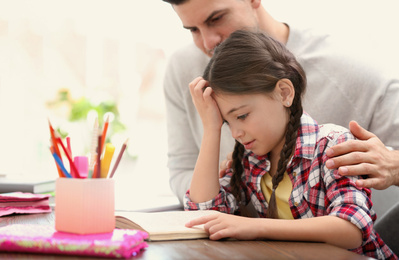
[164,67,198,204]
[163,44,210,204]
[326,121,399,190]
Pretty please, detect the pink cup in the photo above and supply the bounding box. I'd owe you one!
[55,178,115,234]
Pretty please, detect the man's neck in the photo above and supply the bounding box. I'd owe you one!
[256,6,289,45]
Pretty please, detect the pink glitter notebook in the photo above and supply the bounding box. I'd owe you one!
[0,224,148,258]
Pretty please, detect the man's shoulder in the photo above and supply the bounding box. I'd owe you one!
[289,24,396,77]
[169,43,209,66]
[165,43,210,81]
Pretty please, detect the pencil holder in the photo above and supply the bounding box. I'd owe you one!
[55,178,115,234]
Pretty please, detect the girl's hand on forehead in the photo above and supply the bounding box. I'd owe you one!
[189,77,224,131]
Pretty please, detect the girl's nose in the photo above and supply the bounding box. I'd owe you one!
[231,127,244,140]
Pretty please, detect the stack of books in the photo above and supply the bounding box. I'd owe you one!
[0,176,55,194]
[0,192,51,217]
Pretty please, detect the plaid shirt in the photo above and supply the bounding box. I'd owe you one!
[184,113,397,260]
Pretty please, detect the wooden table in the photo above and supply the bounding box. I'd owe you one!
[0,213,372,260]
[134,239,371,260]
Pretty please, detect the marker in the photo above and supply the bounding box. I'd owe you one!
[101,143,115,178]
[74,156,89,178]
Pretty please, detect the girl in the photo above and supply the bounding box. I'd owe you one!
[185,30,396,259]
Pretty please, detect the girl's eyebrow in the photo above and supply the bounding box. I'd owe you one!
[227,105,247,115]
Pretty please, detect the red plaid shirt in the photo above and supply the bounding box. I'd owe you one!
[185,113,397,259]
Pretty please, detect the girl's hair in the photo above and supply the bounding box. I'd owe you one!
[203,30,306,219]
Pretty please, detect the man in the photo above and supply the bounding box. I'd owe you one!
[161,0,399,204]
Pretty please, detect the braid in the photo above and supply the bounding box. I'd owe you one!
[230,140,245,203]
[266,94,303,219]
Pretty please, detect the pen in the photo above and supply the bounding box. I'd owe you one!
[109,138,128,178]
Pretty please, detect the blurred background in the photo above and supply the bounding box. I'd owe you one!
[0,0,397,198]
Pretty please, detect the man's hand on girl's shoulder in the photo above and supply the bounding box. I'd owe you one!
[326,121,399,190]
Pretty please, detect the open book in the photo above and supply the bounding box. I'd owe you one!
[115,210,221,241]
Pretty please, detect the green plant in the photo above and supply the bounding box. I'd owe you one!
[50,89,126,140]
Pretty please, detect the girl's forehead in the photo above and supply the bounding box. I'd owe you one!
[214,93,259,113]
[214,92,272,104]
[214,92,250,104]
[214,92,278,114]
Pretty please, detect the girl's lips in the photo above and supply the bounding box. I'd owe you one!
[243,140,255,150]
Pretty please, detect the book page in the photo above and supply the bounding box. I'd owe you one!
[115,210,220,240]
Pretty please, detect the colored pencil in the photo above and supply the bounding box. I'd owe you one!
[66,136,72,155]
[48,119,64,177]
[66,136,75,177]
[56,135,81,178]
[88,118,99,178]
[100,115,109,154]
[109,138,128,178]
[50,146,72,178]
[95,133,102,178]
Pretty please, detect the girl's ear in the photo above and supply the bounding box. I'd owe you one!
[276,79,295,107]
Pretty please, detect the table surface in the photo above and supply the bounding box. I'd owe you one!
[0,212,372,260]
